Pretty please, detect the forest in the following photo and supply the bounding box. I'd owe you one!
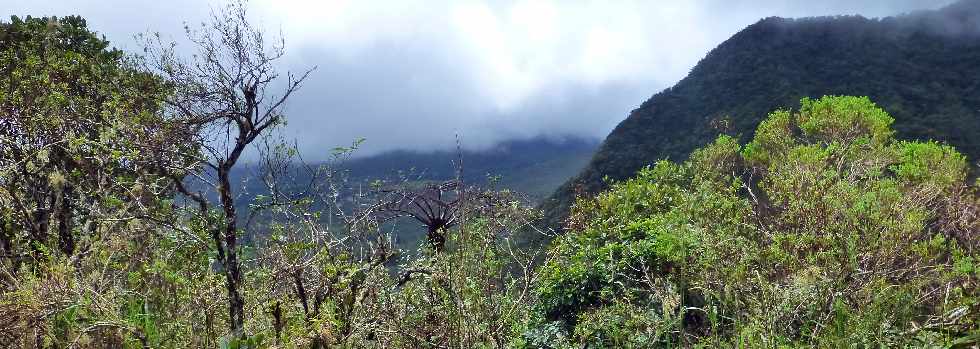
[1,1,978,348]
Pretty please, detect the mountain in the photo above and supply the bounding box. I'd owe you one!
[219,137,597,248]
[339,137,599,201]
[540,0,980,229]
[226,137,596,204]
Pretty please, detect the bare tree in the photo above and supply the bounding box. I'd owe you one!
[140,0,313,337]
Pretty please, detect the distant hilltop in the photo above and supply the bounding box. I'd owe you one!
[541,0,980,230]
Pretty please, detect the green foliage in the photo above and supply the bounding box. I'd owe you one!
[366,189,545,348]
[0,15,207,347]
[534,96,980,347]
[3,7,979,349]
[0,14,188,259]
[795,96,895,144]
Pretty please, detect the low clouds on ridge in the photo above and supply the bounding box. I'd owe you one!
[5,0,956,157]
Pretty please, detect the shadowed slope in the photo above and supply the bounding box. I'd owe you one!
[541,0,980,229]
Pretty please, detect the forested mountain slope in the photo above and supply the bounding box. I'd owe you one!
[227,137,597,205]
[339,137,598,201]
[542,0,980,228]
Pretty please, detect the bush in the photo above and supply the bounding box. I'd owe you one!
[534,96,980,347]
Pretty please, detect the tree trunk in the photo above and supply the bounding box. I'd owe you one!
[294,272,311,321]
[426,220,447,252]
[29,191,53,259]
[56,184,75,255]
[271,301,283,345]
[218,168,245,337]
[0,214,16,273]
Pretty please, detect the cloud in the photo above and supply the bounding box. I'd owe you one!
[5,0,957,157]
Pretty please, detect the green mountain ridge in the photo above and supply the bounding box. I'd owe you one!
[227,137,598,205]
[225,137,597,250]
[337,137,599,201]
[541,0,980,229]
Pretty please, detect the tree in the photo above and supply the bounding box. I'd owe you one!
[535,96,979,347]
[0,15,208,347]
[372,180,467,252]
[0,15,185,267]
[140,0,313,338]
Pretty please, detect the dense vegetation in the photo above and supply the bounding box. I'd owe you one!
[1,3,978,349]
[0,10,550,348]
[533,96,979,347]
[542,0,980,229]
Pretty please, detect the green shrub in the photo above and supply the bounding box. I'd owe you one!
[534,96,980,348]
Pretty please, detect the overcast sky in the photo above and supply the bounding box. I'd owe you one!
[4,0,957,157]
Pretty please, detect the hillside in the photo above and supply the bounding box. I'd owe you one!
[224,137,596,249]
[4,6,978,347]
[541,0,980,229]
[340,137,598,201]
[228,137,597,204]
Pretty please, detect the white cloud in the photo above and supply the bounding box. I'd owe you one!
[4,0,957,156]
